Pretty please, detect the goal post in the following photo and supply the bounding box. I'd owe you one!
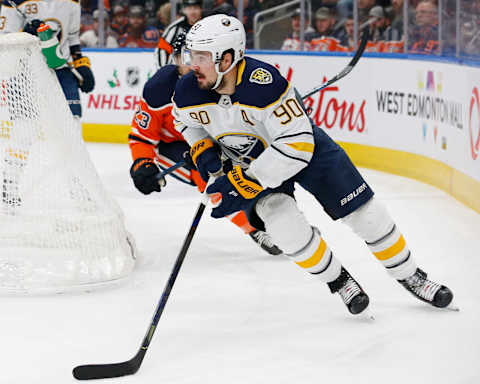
[0,33,136,294]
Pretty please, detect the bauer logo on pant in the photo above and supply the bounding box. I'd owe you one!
[340,182,367,206]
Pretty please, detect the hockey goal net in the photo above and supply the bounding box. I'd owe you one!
[0,33,135,294]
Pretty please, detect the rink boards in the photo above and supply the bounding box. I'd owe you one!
[79,50,480,213]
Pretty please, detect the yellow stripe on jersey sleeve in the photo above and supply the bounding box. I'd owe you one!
[286,142,315,153]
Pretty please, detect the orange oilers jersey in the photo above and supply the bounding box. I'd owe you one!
[381,40,404,53]
[310,37,347,52]
[129,64,184,161]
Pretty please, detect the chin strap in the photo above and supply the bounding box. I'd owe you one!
[212,61,237,90]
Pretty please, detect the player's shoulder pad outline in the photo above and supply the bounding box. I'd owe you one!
[235,57,288,109]
[173,71,220,109]
[143,65,179,109]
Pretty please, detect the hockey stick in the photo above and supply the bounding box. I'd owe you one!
[73,181,211,380]
[6,0,27,19]
[155,160,186,181]
[301,28,370,100]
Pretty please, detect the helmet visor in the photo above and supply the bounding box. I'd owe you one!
[181,47,214,67]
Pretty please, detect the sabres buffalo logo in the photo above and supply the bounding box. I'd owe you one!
[217,133,266,165]
[249,68,273,85]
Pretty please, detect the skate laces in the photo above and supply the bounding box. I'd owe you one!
[404,271,441,302]
[338,277,361,305]
[252,230,275,247]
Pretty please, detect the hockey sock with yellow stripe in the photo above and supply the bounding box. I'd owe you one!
[255,193,341,282]
[342,197,417,280]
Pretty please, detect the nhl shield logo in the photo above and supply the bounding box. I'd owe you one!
[126,67,140,88]
[249,68,273,85]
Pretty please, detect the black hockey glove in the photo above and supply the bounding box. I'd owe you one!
[23,19,44,36]
[73,56,95,93]
[189,138,223,182]
[130,158,166,195]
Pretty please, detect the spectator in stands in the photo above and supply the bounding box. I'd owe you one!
[338,14,355,50]
[80,0,95,34]
[154,2,172,33]
[384,0,404,41]
[280,8,315,51]
[110,4,129,39]
[460,0,480,56]
[337,0,353,19]
[118,5,160,48]
[312,7,337,38]
[368,6,388,42]
[233,0,256,49]
[358,0,376,24]
[80,9,119,48]
[144,0,159,28]
[409,0,439,54]
[310,7,345,51]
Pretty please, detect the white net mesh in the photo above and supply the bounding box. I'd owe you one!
[0,33,136,294]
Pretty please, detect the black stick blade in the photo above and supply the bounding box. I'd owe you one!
[72,361,137,380]
[73,352,144,380]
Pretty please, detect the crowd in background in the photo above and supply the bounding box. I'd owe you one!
[280,0,480,55]
[79,0,258,48]
[78,0,480,57]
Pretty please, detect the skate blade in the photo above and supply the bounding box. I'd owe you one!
[359,307,375,321]
[444,302,460,312]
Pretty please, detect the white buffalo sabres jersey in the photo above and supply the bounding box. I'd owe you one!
[0,0,80,63]
[172,57,315,189]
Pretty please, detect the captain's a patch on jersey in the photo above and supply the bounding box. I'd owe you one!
[249,68,273,85]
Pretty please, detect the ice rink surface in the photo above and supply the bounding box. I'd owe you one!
[2,143,479,384]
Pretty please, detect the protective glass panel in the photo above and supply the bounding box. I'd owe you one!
[459,0,480,59]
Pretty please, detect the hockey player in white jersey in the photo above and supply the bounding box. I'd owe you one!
[172,14,454,315]
[0,0,95,117]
